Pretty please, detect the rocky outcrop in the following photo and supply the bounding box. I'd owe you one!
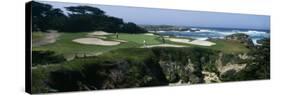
[202,71,221,83]
[32,47,255,93]
[159,59,204,84]
[46,59,169,92]
[225,33,254,47]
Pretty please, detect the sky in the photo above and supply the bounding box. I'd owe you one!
[38,1,270,30]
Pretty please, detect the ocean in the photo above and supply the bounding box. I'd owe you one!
[157,28,270,45]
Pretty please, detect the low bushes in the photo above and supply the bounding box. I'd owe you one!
[32,50,66,66]
[31,46,269,93]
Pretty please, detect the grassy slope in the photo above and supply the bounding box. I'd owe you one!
[208,39,249,54]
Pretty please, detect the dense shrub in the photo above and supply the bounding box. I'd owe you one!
[245,38,270,79]
[220,38,270,81]
[31,46,270,93]
[32,50,66,66]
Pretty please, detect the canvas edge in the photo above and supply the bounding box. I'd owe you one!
[25,1,32,94]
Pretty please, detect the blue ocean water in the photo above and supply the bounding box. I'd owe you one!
[158,28,270,45]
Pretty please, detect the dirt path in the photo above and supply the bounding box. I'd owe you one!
[32,31,60,47]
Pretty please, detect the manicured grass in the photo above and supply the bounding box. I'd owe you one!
[33,32,249,59]
[207,39,249,54]
[161,37,249,54]
[160,37,249,54]
[33,32,162,59]
[107,33,162,45]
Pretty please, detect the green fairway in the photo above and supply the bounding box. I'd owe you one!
[207,39,249,54]
[33,32,163,59]
[33,32,249,59]
[107,33,162,45]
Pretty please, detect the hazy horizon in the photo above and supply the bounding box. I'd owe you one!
[38,1,270,30]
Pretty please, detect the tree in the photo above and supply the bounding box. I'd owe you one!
[31,1,67,32]
[31,1,52,31]
[32,50,66,66]
[63,6,115,32]
[122,22,147,33]
[62,14,96,32]
[31,1,147,33]
[45,9,67,30]
[66,6,105,15]
[64,6,146,33]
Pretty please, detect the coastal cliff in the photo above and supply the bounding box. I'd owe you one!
[32,47,261,93]
[31,34,269,93]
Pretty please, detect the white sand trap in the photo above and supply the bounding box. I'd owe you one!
[188,40,216,46]
[168,38,216,46]
[143,33,155,36]
[169,38,191,43]
[143,44,187,48]
[88,31,112,36]
[73,38,120,46]
[94,36,107,39]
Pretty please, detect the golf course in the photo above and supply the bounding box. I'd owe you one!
[32,31,250,60]
[29,1,270,93]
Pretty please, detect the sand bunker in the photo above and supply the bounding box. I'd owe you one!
[143,44,187,48]
[94,36,107,39]
[73,38,120,46]
[169,38,191,43]
[143,33,155,36]
[32,31,60,47]
[188,40,216,46]
[168,38,216,46]
[88,31,112,36]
